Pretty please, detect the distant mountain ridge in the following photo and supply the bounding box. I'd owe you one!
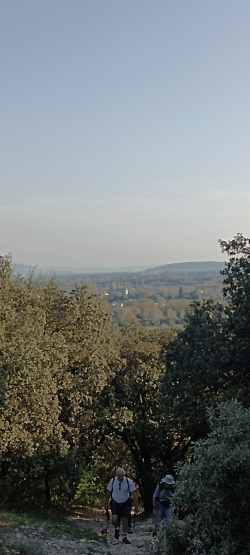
[12,260,225,276]
[11,263,156,275]
[41,265,156,274]
[11,263,40,275]
[145,261,224,273]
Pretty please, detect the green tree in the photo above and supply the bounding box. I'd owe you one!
[162,299,229,441]
[178,286,184,299]
[219,233,250,404]
[42,282,119,503]
[0,260,69,507]
[0,259,118,507]
[161,233,250,443]
[189,289,201,300]
[94,324,188,510]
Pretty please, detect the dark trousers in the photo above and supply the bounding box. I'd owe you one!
[115,498,133,527]
[111,499,131,520]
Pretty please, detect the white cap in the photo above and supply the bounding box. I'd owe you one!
[162,474,175,485]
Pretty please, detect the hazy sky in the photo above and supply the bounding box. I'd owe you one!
[1,0,250,268]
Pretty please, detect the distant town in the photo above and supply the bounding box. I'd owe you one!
[12,260,224,329]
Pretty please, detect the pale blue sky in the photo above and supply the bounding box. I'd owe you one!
[1,0,250,267]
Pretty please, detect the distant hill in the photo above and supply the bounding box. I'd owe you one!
[11,263,156,275]
[11,260,225,276]
[11,263,40,275]
[40,265,158,274]
[145,261,224,273]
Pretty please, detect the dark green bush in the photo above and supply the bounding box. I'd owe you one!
[154,400,250,555]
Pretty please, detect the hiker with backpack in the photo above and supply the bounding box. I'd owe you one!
[104,467,138,544]
[152,474,175,536]
[119,473,134,534]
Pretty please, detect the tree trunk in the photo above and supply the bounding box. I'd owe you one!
[131,448,156,512]
[44,464,51,509]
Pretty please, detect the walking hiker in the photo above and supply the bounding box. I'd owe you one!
[118,474,134,533]
[118,494,134,533]
[104,467,139,544]
[152,474,175,536]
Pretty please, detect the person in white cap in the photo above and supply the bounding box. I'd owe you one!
[152,474,175,536]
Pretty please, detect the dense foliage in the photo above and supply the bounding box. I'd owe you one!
[93,324,189,509]
[155,233,250,554]
[0,233,250,555]
[0,257,117,507]
[153,400,250,555]
[162,234,250,434]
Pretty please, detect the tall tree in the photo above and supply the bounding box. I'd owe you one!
[0,259,69,506]
[0,259,118,507]
[94,324,188,510]
[219,233,250,404]
[161,233,250,448]
[162,299,229,440]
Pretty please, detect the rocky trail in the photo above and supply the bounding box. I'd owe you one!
[0,508,156,555]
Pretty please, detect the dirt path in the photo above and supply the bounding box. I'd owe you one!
[68,508,156,555]
[0,508,155,555]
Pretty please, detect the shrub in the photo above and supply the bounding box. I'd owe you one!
[74,467,104,507]
[154,400,250,555]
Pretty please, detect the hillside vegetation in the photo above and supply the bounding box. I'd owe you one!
[1,233,250,555]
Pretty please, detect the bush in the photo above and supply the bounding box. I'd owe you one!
[74,467,104,507]
[154,400,250,555]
